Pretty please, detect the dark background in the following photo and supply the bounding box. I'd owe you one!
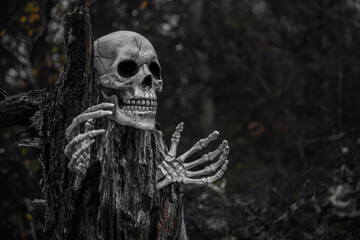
[1,0,360,239]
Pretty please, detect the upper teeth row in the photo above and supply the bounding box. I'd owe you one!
[124,99,158,106]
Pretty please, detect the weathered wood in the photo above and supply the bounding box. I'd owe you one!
[0,89,47,127]
[95,124,184,239]
[39,6,98,240]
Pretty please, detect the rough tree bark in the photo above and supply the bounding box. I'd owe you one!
[0,7,186,240]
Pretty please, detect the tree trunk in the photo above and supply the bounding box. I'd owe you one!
[0,7,186,240]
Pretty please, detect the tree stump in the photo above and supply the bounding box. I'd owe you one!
[0,7,186,240]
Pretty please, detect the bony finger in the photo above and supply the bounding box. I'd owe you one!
[210,140,228,157]
[66,103,113,138]
[68,154,84,171]
[87,129,106,138]
[66,129,105,153]
[222,160,228,171]
[81,139,96,153]
[213,160,228,179]
[75,163,87,177]
[85,121,95,133]
[209,131,220,140]
[216,146,229,163]
[73,110,112,127]
[87,110,113,120]
[173,122,184,138]
[199,130,219,148]
[223,145,229,155]
[65,125,79,142]
[71,139,96,166]
[183,160,228,184]
[168,122,184,158]
[66,110,112,141]
[68,138,96,172]
[76,144,94,166]
[84,103,115,114]
[211,147,229,170]
[178,130,220,162]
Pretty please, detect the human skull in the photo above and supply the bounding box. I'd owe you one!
[94,31,163,130]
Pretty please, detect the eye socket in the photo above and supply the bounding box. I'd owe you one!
[117,60,138,78]
[149,62,161,79]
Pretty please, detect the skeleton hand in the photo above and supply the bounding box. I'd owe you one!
[156,122,229,190]
[64,103,114,189]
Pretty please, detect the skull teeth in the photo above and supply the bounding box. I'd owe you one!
[120,98,158,112]
[122,105,158,112]
[122,99,157,107]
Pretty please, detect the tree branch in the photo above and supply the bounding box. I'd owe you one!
[0,89,47,127]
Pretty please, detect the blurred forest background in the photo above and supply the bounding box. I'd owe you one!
[1,0,360,239]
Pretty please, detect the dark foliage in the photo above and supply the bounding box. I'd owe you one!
[1,0,360,239]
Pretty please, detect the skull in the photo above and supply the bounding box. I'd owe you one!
[94,31,163,130]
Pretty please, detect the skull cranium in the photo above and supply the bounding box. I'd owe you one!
[94,31,163,130]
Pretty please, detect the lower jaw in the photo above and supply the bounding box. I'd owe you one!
[114,107,156,130]
[101,91,157,130]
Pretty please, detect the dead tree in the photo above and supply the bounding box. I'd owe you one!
[0,7,228,240]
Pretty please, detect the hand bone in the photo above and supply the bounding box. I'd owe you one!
[156,122,229,190]
[64,103,114,189]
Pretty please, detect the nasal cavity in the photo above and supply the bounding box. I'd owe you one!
[141,75,153,88]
